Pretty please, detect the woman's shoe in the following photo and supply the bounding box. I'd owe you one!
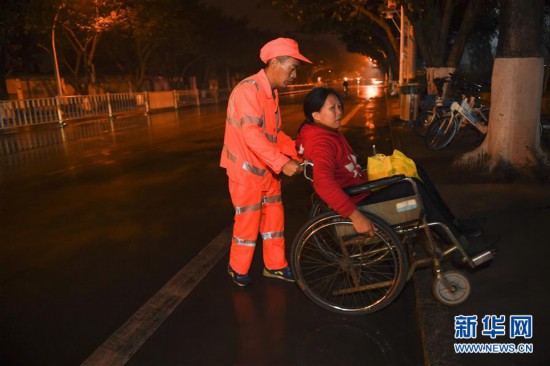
[455,218,485,238]
[459,234,499,257]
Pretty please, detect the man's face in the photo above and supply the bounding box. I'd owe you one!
[270,57,300,89]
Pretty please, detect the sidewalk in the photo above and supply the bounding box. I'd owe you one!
[386,97,550,365]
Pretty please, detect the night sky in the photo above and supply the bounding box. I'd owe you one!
[199,0,374,80]
[200,0,295,32]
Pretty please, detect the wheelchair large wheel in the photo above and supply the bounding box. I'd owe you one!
[291,211,409,315]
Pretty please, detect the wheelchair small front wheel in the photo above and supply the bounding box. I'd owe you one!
[432,270,471,306]
[291,211,408,315]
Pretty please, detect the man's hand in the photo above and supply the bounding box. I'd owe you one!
[282,159,303,176]
[348,209,376,237]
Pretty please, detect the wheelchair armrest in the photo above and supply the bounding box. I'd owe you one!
[344,175,407,196]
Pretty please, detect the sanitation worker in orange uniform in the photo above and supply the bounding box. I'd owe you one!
[220,38,312,286]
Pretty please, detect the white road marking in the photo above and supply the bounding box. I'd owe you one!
[82,227,232,365]
[340,102,364,126]
[83,98,365,365]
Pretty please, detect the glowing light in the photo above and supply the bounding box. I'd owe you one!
[363,85,381,99]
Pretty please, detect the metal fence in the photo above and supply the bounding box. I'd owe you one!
[0,93,143,129]
[0,84,315,130]
[0,89,228,130]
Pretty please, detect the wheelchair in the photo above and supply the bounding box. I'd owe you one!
[291,162,494,315]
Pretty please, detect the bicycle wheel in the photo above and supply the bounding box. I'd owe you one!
[469,106,490,143]
[291,211,408,315]
[475,106,489,126]
[414,110,435,137]
[426,115,459,150]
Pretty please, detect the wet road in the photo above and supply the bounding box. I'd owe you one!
[0,88,423,365]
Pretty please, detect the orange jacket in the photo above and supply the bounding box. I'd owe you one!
[220,69,299,188]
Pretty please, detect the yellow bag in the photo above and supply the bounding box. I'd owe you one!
[367,149,420,181]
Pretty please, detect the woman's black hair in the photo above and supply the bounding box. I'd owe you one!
[300,87,344,131]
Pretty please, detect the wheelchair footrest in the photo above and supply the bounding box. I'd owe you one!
[470,249,495,266]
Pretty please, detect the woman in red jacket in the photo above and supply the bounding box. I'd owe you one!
[296,87,493,254]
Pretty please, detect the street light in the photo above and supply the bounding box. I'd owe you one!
[51,2,65,125]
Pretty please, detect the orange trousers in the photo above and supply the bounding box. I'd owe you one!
[228,179,288,275]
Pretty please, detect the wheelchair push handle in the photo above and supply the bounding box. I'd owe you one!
[301,160,314,182]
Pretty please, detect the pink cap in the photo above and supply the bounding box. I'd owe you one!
[259,38,312,64]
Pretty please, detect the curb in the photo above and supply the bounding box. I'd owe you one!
[386,99,457,366]
[413,266,459,366]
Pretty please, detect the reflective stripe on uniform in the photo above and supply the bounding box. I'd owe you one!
[234,202,262,214]
[264,132,277,143]
[261,111,266,133]
[234,194,281,215]
[242,162,266,177]
[226,115,239,128]
[226,95,239,128]
[241,79,260,90]
[241,115,263,127]
[261,231,284,240]
[227,80,260,129]
[262,195,282,204]
[225,146,237,162]
[225,146,267,177]
[233,236,256,247]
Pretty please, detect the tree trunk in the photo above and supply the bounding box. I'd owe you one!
[457,0,547,174]
[407,0,482,69]
[446,0,481,67]
[544,63,550,92]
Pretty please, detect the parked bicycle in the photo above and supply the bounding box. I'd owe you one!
[414,77,452,137]
[425,96,489,151]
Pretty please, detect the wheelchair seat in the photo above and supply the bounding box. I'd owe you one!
[312,174,424,227]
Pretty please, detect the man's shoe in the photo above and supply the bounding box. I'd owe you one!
[263,266,295,282]
[227,265,251,287]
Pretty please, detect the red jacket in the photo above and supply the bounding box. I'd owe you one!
[296,122,369,217]
[220,69,299,189]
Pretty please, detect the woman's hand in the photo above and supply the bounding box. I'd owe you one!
[348,209,376,237]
